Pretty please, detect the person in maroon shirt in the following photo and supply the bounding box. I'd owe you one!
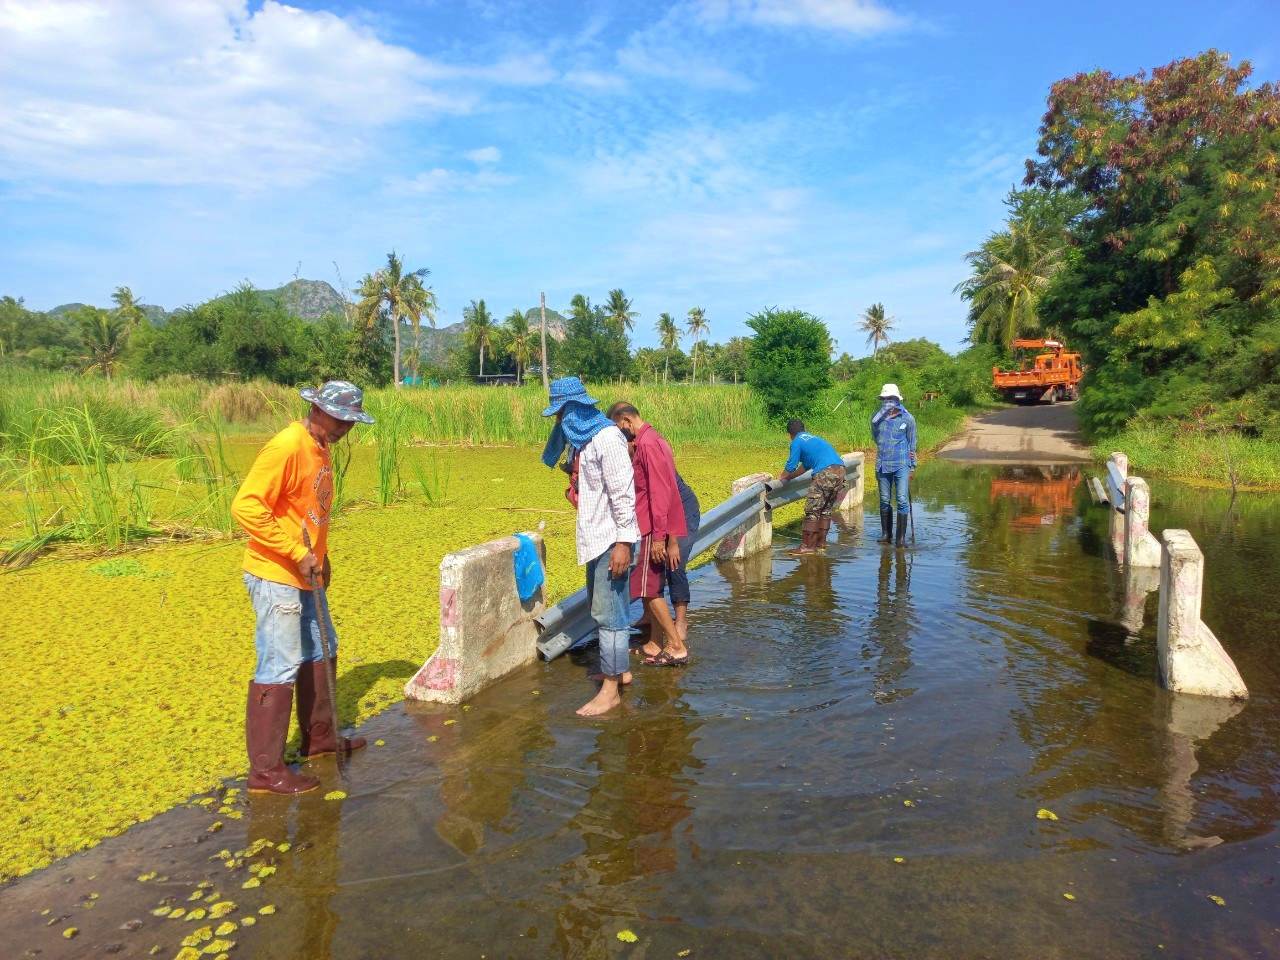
[608,402,690,666]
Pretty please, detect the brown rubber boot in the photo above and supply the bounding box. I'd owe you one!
[297,658,367,759]
[247,683,319,795]
[816,518,832,550]
[788,517,821,556]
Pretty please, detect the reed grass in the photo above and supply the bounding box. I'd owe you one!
[1097,418,1280,490]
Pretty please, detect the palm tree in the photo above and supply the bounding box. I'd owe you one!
[955,222,1065,349]
[356,252,434,388]
[605,288,638,334]
[656,312,680,384]
[686,306,708,382]
[111,286,145,329]
[859,303,894,357]
[504,307,533,385]
[75,306,128,379]
[464,299,498,377]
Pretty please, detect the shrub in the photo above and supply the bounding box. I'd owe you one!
[745,308,832,421]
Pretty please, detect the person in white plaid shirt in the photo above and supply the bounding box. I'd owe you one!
[541,377,639,716]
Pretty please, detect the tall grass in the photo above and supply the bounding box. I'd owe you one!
[368,395,408,506]
[1098,417,1280,490]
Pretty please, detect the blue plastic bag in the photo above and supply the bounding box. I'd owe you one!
[513,533,545,602]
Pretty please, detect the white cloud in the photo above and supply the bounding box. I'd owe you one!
[0,0,547,187]
[694,0,910,35]
[387,167,515,195]
[465,146,502,165]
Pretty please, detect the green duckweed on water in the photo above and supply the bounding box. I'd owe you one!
[0,443,782,881]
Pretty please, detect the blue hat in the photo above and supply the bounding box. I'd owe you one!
[300,380,376,424]
[542,376,598,417]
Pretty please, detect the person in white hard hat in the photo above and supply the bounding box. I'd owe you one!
[869,383,917,546]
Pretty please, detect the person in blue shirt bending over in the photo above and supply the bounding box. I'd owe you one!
[776,419,846,556]
[870,383,917,546]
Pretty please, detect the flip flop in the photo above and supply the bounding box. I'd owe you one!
[643,650,689,668]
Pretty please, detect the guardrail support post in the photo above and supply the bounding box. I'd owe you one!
[405,533,545,703]
[835,451,865,517]
[1157,530,1247,700]
[1123,476,1162,568]
[1108,452,1128,558]
[716,472,772,560]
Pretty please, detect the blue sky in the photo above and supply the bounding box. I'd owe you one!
[2,0,1277,354]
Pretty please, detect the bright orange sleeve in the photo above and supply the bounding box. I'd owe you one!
[231,432,308,563]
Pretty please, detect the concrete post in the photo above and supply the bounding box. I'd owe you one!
[1118,564,1160,636]
[716,472,772,561]
[1157,530,1247,700]
[1108,451,1128,558]
[835,451,865,517]
[1123,476,1162,568]
[404,533,545,704]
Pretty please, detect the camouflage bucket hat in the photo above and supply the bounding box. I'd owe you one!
[299,380,376,424]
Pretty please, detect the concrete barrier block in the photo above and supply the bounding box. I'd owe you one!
[1123,476,1162,568]
[405,533,545,704]
[717,472,772,560]
[1157,529,1247,700]
[1108,452,1128,558]
[836,452,865,515]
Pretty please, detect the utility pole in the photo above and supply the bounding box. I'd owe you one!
[539,291,550,390]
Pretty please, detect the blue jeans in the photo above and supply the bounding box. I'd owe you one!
[667,507,700,606]
[877,466,911,515]
[586,547,631,677]
[244,573,337,685]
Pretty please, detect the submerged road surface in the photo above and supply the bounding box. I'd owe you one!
[938,401,1093,464]
[4,463,1279,960]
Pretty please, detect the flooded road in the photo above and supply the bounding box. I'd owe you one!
[6,462,1280,959]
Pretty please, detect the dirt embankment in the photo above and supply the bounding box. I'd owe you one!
[937,402,1093,464]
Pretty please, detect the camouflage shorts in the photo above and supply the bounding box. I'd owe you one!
[805,465,847,518]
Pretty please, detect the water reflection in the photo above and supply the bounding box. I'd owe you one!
[868,549,916,704]
[245,786,344,960]
[990,465,1082,530]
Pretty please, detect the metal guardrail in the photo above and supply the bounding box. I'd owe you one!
[1105,460,1127,513]
[535,453,864,661]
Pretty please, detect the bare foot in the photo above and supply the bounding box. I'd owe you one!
[640,640,662,658]
[787,546,815,556]
[576,683,622,717]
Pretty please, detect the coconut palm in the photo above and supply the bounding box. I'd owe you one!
[464,299,498,377]
[605,288,638,334]
[656,312,681,383]
[111,286,145,329]
[504,307,533,385]
[75,306,129,379]
[356,252,434,388]
[859,303,894,357]
[955,222,1064,349]
[686,306,708,382]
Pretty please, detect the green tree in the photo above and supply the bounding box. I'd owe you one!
[605,288,638,334]
[111,286,146,330]
[504,307,533,384]
[686,306,708,382]
[74,306,129,379]
[656,311,681,383]
[1025,51,1280,436]
[745,308,833,420]
[859,303,895,357]
[557,294,631,381]
[356,252,434,388]
[463,299,499,377]
[714,336,751,384]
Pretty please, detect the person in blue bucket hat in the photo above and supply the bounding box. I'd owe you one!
[542,377,639,716]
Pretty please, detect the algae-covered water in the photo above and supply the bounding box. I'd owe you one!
[6,461,1280,959]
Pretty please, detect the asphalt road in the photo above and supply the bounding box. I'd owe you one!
[937,401,1093,464]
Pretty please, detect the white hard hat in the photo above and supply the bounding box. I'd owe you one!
[879,383,901,399]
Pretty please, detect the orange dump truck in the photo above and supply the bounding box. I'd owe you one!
[992,339,1084,404]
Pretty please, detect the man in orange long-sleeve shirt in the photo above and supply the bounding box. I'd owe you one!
[231,381,374,795]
